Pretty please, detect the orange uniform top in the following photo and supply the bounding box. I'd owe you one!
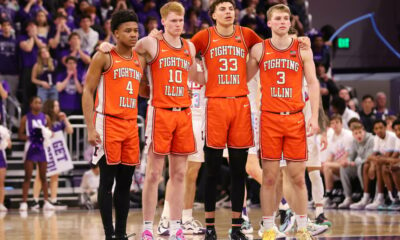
[148,37,192,108]
[191,26,262,97]
[95,49,143,120]
[259,39,304,112]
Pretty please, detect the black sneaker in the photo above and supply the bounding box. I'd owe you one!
[30,201,40,212]
[315,213,332,227]
[229,229,248,240]
[205,228,217,240]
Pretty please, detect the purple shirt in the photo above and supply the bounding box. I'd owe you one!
[0,4,16,22]
[37,62,57,86]
[59,49,89,74]
[0,34,18,74]
[18,34,48,68]
[26,111,46,141]
[56,71,84,111]
[52,120,66,132]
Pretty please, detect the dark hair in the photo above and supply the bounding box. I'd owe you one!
[1,19,11,25]
[42,100,58,125]
[29,96,41,104]
[68,32,81,41]
[392,119,400,129]
[331,97,346,115]
[329,113,342,123]
[111,9,138,32]
[347,117,361,128]
[145,16,157,25]
[209,0,235,23]
[362,94,374,102]
[373,119,387,128]
[65,56,78,63]
[80,14,91,21]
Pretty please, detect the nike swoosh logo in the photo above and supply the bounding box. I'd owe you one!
[213,39,220,42]
[244,104,249,107]
[161,49,168,52]
[115,60,121,63]
[266,52,274,55]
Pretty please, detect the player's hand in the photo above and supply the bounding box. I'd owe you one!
[307,117,319,137]
[298,36,311,50]
[88,129,101,146]
[149,29,163,40]
[319,133,328,151]
[98,42,115,53]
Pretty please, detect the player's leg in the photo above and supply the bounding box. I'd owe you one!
[32,165,41,210]
[0,168,6,211]
[338,166,357,209]
[381,163,398,207]
[389,166,400,210]
[157,179,171,236]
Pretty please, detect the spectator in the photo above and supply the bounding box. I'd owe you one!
[339,122,374,209]
[312,34,330,72]
[199,20,210,30]
[359,94,376,133]
[58,0,76,30]
[386,115,397,132]
[61,32,91,73]
[338,87,358,111]
[374,92,395,120]
[56,56,84,115]
[331,97,359,129]
[191,0,212,25]
[144,16,158,35]
[101,19,116,44]
[74,14,99,55]
[17,0,49,23]
[0,0,16,23]
[97,0,113,25]
[18,20,47,113]
[84,5,103,33]
[363,120,397,210]
[136,0,159,26]
[0,79,9,124]
[113,0,129,13]
[322,114,354,208]
[48,13,72,60]
[185,7,200,36]
[80,165,100,209]
[316,63,338,112]
[35,9,50,40]
[31,47,58,102]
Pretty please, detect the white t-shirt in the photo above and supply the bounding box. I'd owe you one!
[328,128,354,161]
[373,131,397,154]
[342,108,360,129]
[80,170,100,194]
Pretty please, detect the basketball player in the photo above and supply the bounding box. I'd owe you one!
[133,2,201,240]
[247,4,320,239]
[82,10,146,240]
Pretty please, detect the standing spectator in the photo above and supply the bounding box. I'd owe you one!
[322,114,354,208]
[18,20,47,113]
[17,0,49,23]
[80,165,100,209]
[331,97,359,129]
[339,122,374,209]
[374,92,395,120]
[0,108,10,212]
[185,8,200,36]
[386,115,397,132]
[0,0,16,23]
[56,56,83,115]
[338,87,358,111]
[31,47,58,102]
[317,63,338,112]
[144,16,158,35]
[136,0,160,25]
[0,79,9,125]
[74,14,99,55]
[312,34,330,72]
[97,0,113,25]
[35,10,50,40]
[58,0,76,30]
[48,13,72,60]
[100,19,116,44]
[61,32,91,73]
[359,95,376,133]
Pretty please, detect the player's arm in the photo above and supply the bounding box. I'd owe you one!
[82,51,109,146]
[18,115,28,141]
[301,48,320,136]
[138,54,150,98]
[247,42,262,82]
[187,41,205,85]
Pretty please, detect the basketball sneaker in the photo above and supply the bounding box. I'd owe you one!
[388,199,400,211]
[350,197,369,210]
[181,217,206,234]
[338,197,352,209]
[141,230,154,240]
[315,213,332,227]
[365,197,385,210]
[31,201,40,212]
[205,228,217,240]
[169,229,185,240]
[43,200,56,211]
[229,229,248,240]
[295,228,315,240]
[51,200,68,210]
[157,216,169,236]
[279,209,295,233]
[240,218,253,234]
[258,223,286,239]
[19,202,28,211]
[307,219,328,236]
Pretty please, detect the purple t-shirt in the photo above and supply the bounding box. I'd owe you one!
[59,49,89,74]
[52,120,66,132]
[18,34,48,68]
[0,34,18,75]
[0,4,16,22]
[48,26,70,60]
[56,71,84,111]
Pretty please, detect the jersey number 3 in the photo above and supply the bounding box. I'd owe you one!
[276,71,285,85]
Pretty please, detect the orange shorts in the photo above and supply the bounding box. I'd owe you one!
[145,106,196,155]
[206,97,254,149]
[92,113,140,166]
[260,111,307,161]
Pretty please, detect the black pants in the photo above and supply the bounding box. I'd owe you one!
[98,157,135,237]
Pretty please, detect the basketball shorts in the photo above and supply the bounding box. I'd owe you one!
[188,114,205,162]
[144,106,196,155]
[260,111,307,162]
[92,113,139,166]
[205,97,254,149]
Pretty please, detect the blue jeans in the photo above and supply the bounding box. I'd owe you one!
[37,85,58,102]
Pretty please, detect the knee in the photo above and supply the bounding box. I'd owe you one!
[291,174,306,189]
[146,168,163,184]
[263,175,277,188]
[170,169,185,183]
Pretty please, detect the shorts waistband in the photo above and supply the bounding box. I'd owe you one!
[161,107,189,112]
[265,110,302,115]
[212,95,247,99]
[96,112,134,120]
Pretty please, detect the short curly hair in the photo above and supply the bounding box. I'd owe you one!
[111,9,138,32]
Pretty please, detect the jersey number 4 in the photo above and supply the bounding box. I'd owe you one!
[126,81,134,94]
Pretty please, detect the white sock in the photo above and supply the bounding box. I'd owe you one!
[377,193,384,201]
[143,221,153,233]
[161,200,170,219]
[34,197,39,203]
[182,209,192,223]
[262,215,275,230]
[51,198,57,203]
[295,214,307,230]
[315,206,323,218]
[362,193,370,201]
[389,192,396,202]
[170,220,181,235]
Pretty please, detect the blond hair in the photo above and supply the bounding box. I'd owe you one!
[350,122,364,131]
[267,4,291,21]
[36,47,54,75]
[160,1,185,19]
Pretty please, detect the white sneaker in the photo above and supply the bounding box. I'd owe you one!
[43,200,55,211]
[31,201,40,212]
[0,204,7,212]
[307,218,328,236]
[258,222,286,238]
[181,217,206,235]
[365,197,385,210]
[338,197,352,209]
[157,216,169,236]
[350,198,369,210]
[19,202,28,211]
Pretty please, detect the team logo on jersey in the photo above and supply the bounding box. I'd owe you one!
[134,59,139,66]
[235,36,241,43]
[290,51,297,57]
[184,49,189,56]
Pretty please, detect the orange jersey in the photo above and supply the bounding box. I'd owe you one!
[259,39,304,112]
[148,38,192,108]
[95,49,143,120]
[192,26,262,97]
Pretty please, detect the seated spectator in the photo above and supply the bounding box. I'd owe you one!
[322,114,354,208]
[56,56,84,115]
[61,32,91,73]
[31,47,58,102]
[35,9,50,40]
[362,120,397,210]
[386,115,397,132]
[317,63,338,112]
[74,14,99,55]
[144,16,158,35]
[80,165,100,209]
[358,94,376,133]
[331,97,359,129]
[374,92,395,120]
[339,121,374,209]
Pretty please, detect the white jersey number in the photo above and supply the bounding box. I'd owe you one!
[276,71,285,85]
[219,58,238,72]
[126,81,134,94]
[168,69,183,83]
